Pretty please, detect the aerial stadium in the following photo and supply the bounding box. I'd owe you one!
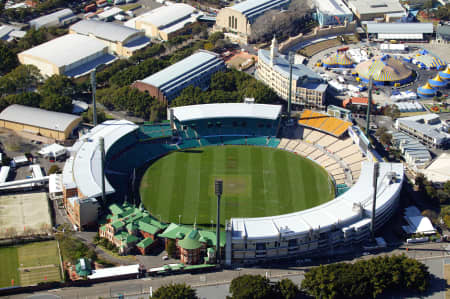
[63,103,403,265]
[355,55,414,86]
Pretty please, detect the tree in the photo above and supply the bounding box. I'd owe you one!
[40,93,72,113]
[415,173,426,191]
[379,132,392,146]
[384,105,400,120]
[229,275,277,299]
[38,75,76,98]
[375,127,388,137]
[166,238,177,258]
[0,92,42,112]
[48,165,61,174]
[0,65,42,95]
[153,283,198,299]
[0,43,19,75]
[82,107,107,124]
[275,278,302,299]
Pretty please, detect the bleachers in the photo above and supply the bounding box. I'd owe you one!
[302,128,313,139]
[302,144,317,156]
[178,139,200,149]
[325,163,341,171]
[278,138,290,149]
[316,135,337,148]
[308,149,324,160]
[222,136,246,145]
[327,138,353,153]
[335,144,360,160]
[333,173,346,180]
[298,110,352,137]
[140,123,172,139]
[343,153,365,165]
[267,138,281,148]
[330,168,345,176]
[305,131,325,144]
[286,140,299,151]
[335,178,346,185]
[247,137,268,146]
[350,163,362,173]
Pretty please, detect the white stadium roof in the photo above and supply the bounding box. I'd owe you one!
[231,162,404,241]
[19,34,108,68]
[70,20,142,43]
[171,103,282,122]
[134,4,195,29]
[0,105,80,132]
[69,120,139,198]
[348,0,404,15]
[314,0,352,16]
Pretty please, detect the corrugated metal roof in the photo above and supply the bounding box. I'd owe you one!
[314,0,352,16]
[29,9,75,28]
[232,0,290,20]
[0,104,81,132]
[259,49,322,81]
[137,3,195,29]
[348,0,404,15]
[19,34,108,68]
[139,50,224,98]
[70,20,142,43]
[172,103,282,122]
[367,22,433,34]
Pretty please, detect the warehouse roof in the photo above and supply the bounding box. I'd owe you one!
[19,34,108,68]
[259,49,321,81]
[70,20,142,43]
[232,0,291,21]
[314,0,352,16]
[367,23,433,34]
[139,50,224,96]
[348,0,404,15]
[437,25,450,39]
[420,153,450,184]
[172,103,282,122]
[29,9,76,29]
[0,105,81,132]
[136,3,195,29]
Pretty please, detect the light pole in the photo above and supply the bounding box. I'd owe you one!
[178,215,182,225]
[215,179,223,265]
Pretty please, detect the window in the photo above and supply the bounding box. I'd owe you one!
[234,17,237,29]
[229,16,232,28]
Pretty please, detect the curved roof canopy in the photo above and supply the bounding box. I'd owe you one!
[0,104,81,132]
[171,103,282,122]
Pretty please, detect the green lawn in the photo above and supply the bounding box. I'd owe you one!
[140,146,334,226]
[0,246,20,287]
[0,241,62,288]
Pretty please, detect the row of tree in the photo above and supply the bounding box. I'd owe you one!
[302,254,430,298]
[415,173,450,205]
[172,69,281,107]
[0,65,74,113]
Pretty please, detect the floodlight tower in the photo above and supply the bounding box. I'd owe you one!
[215,179,223,265]
[99,137,106,203]
[365,76,373,138]
[288,51,294,118]
[91,69,97,126]
[370,162,380,241]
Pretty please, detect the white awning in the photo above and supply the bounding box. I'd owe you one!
[378,33,423,40]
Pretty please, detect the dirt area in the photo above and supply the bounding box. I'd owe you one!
[225,51,258,70]
[299,38,342,57]
[0,192,52,239]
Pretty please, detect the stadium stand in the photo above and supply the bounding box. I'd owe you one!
[278,138,290,149]
[316,135,338,148]
[247,136,269,146]
[327,138,354,153]
[298,110,352,137]
[267,138,281,148]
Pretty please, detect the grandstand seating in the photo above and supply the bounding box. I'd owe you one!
[247,137,268,146]
[286,140,299,151]
[140,123,172,140]
[330,168,345,176]
[267,138,281,148]
[302,128,313,139]
[178,139,201,149]
[325,163,342,171]
[335,179,346,185]
[327,138,354,153]
[335,144,360,160]
[308,149,324,160]
[278,138,290,149]
[343,153,365,165]
[316,135,337,148]
[305,131,325,144]
[298,110,352,137]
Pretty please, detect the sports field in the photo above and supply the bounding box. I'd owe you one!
[140,146,334,226]
[0,241,62,288]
